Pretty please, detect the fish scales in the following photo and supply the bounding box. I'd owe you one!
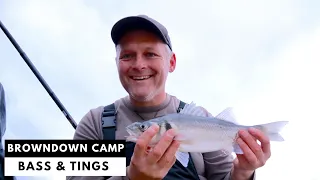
[162,114,242,151]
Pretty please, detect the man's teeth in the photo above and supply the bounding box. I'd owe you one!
[132,76,151,80]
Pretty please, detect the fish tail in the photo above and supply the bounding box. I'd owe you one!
[254,121,288,141]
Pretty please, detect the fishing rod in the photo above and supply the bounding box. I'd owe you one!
[0,20,78,130]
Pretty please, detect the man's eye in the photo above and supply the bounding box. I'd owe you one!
[145,53,157,57]
[120,54,132,59]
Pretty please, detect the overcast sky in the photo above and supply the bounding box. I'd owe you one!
[1,0,320,180]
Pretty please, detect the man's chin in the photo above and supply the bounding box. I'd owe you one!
[129,91,156,102]
[130,95,152,102]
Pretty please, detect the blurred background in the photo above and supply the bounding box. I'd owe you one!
[1,0,319,179]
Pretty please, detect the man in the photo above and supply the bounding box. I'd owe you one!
[0,83,6,160]
[0,83,5,180]
[0,83,15,180]
[68,15,271,180]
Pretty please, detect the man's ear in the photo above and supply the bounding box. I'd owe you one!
[169,53,176,73]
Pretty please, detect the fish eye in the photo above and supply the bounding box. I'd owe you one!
[139,124,148,132]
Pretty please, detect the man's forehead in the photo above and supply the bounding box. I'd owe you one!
[118,30,164,45]
[119,42,164,51]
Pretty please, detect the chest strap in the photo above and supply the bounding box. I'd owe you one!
[101,101,201,180]
[101,103,117,140]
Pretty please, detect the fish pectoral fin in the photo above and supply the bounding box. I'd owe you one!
[175,152,190,167]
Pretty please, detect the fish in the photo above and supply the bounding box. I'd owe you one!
[125,102,288,157]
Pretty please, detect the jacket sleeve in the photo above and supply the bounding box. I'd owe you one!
[202,150,233,180]
[66,107,130,180]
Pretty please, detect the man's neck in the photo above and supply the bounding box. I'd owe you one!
[129,92,167,107]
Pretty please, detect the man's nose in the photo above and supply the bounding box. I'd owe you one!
[132,55,147,70]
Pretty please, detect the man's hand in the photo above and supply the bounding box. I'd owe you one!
[128,124,180,180]
[232,128,271,180]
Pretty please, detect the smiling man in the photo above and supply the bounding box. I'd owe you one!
[68,15,272,180]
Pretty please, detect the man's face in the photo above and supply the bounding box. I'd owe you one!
[116,30,176,102]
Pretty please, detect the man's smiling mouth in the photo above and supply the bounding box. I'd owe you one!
[130,76,152,80]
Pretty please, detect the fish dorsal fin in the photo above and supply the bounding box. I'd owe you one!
[215,107,238,124]
[179,101,207,117]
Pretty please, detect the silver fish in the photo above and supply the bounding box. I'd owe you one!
[126,102,288,155]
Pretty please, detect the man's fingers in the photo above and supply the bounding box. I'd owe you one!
[158,140,180,168]
[240,129,264,161]
[249,128,271,158]
[147,129,176,164]
[237,130,259,166]
[237,137,257,166]
[133,124,159,159]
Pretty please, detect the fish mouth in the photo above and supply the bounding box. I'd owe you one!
[126,126,135,135]
[125,127,138,142]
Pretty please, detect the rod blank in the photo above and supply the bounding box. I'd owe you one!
[0,20,77,130]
